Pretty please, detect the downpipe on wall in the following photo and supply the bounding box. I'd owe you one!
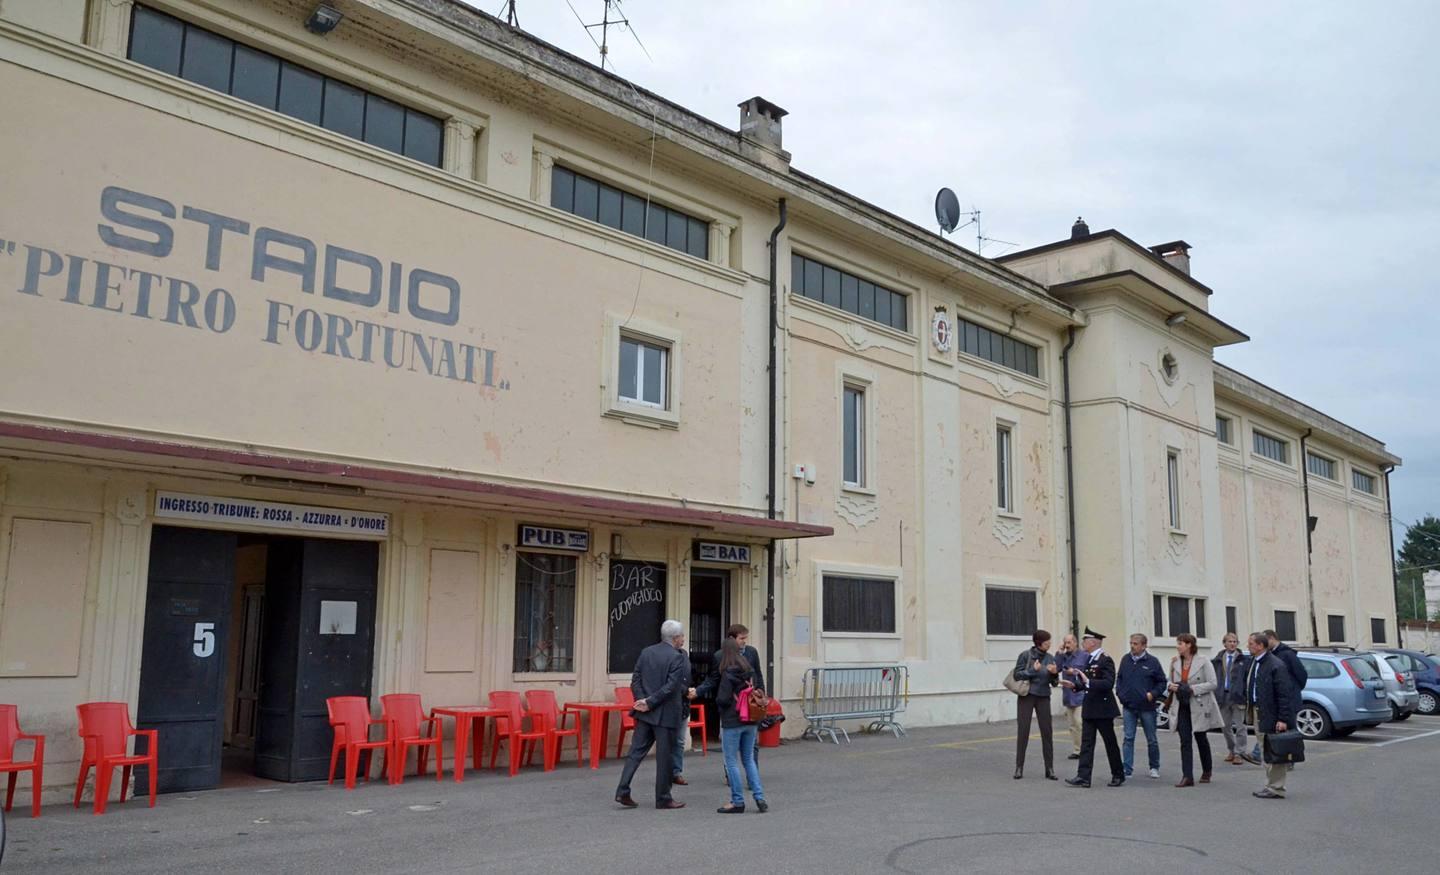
[765,198,787,691]
[1061,326,1080,636]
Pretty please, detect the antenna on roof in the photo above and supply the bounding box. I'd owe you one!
[566,0,645,71]
[498,0,519,27]
[933,188,1016,255]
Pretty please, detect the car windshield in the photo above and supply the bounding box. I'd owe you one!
[1345,656,1381,680]
[1385,655,1406,671]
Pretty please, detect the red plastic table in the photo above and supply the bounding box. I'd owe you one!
[432,706,507,782]
[563,702,633,770]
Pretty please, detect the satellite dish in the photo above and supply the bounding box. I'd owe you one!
[935,187,960,234]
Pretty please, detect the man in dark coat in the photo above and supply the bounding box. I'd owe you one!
[614,619,690,809]
[694,623,766,782]
[1115,632,1168,779]
[1243,632,1296,799]
[1243,629,1309,762]
[1064,628,1126,788]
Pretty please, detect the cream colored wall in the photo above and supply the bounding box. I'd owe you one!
[0,0,86,41]
[1003,237,1209,312]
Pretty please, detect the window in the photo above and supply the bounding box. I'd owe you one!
[512,552,577,673]
[1371,617,1386,644]
[1226,605,1238,635]
[996,424,1014,513]
[618,336,668,408]
[1306,452,1337,481]
[1215,415,1233,445]
[1344,656,1380,682]
[551,165,708,260]
[128,6,444,166]
[1252,430,1290,464]
[1327,614,1346,644]
[1299,657,1339,679]
[822,576,895,633]
[1166,449,1182,530]
[791,253,908,332]
[1154,594,1207,638]
[842,384,866,488]
[985,587,1038,637]
[1352,470,1377,495]
[1273,610,1297,642]
[956,317,1041,378]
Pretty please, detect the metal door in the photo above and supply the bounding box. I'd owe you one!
[136,526,237,793]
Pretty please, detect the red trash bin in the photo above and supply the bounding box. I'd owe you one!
[758,700,784,748]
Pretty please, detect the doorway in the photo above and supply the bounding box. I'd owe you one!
[689,569,732,740]
[136,526,379,793]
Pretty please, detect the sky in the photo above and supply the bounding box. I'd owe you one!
[467,0,1439,543]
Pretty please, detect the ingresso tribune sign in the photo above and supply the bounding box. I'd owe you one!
[154,491,390,538]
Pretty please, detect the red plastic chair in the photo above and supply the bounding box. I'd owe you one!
[487,691,546,777]
[326,696,390,790]
[614,687,638,757]
[524,690,583,770]
[688,703,708,756]
[380,694,442,784]
[1,704,44,818]
[73,702,156,815]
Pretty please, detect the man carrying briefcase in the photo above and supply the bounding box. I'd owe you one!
[1243,632,1297,799]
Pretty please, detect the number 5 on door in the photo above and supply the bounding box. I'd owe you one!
[193,622,216,658]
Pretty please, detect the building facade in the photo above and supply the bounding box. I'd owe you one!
[0,0,1399,801]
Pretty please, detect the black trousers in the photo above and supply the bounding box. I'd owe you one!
[615,720,676,804]
[1177,701,1213,780]
[1075,717,1123,783]
[1015,696,1054,770]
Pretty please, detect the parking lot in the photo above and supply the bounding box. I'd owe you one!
[3,713,1436,874]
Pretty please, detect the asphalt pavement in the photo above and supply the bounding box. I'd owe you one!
[3,715,1436,874]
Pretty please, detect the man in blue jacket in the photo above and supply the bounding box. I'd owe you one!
[1115,632,1168,779]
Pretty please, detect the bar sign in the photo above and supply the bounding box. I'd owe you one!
[694,541,751,564]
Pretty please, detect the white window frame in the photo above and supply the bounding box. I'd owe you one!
[1152,591,1209,641]
[1215,414,1234,446]
[813,561,903,640]
[602,314,682,429]
[1251,428,1291,466]
[1351,467,1378,497]
[1166,447,1183,532]
[842,383,867,489]
[1305,451,1338,482]
[1326,613,1348,645]
[983,582,1042,640]
[1368,614,1388,645]
[996,421,1016,515]
[836,364,877,495]
[618,335,668,409]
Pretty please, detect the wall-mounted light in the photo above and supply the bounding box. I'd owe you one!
[305,4,344,35]
[1165,312,1187,328]
[611,533,623,559]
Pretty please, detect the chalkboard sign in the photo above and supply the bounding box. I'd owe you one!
[608,561,667,674]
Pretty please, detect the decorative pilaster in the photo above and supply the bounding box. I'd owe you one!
[86,0,134,58]
[443,118,478,180]
[710,222,734,268]
[532,149,556,204]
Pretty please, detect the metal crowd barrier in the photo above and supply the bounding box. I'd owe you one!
[799,665,909,744]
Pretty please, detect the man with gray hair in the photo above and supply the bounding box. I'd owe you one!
[615,619,691,809]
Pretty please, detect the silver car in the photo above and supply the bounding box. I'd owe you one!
[1294,650,1390,739]
[1379,652,1420,720]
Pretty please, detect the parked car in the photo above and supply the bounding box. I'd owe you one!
[1293,650,1390,739]
[1378,648,1440,716]
[1373,651,1419,720]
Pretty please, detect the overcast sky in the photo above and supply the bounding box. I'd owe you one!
[472,1,1439,541]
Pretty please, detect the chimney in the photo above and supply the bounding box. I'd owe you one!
[738,96,788,152]
[1149,240,1192,275]
[1070,216,1090,239]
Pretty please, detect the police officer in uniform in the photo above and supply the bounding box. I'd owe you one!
[1064,628,1126,788]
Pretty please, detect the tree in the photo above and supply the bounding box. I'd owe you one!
[1396,568,1426,621]
[1398,514,1440,572]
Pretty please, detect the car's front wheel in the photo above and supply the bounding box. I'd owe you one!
[1418,690,1439,716]
[1295,705,1332,739]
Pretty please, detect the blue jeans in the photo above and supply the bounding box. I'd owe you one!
[721,725,764,806]
[1121,706,1160,773]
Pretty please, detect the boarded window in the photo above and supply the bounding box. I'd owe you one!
[424,550,480,673]
[823,576,895,633]
[985,587,1037,637]
[1274,610,1298,642]
[1327,614,1346,644]
[0,519,92,677]
[1370,617,1386,644]
[1226,605,1238,635]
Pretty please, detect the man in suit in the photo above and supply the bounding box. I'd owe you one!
[1064,628,1126,788]
[615,619,690,810]
[1243,631,1296,799]
[1243,629,1308,763]
[1211,632,1251,763]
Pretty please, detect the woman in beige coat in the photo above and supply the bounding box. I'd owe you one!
[1166,632,1221,787]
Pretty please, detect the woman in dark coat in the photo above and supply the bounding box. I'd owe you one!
[715,637,767,813]
[1013,628,1060,780]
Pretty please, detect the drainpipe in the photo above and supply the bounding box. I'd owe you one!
[1060,326,1079,636]
[1382,464,1398,641]
[1299,429,1318,646]
[765,198,788,691]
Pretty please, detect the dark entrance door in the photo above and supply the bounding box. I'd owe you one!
[689,569,731,737]
[136,526,238,793]
[255,537,379,782]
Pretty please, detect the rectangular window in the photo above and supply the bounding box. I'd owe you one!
[128,6,444,166]
[1195,598,1207,639]
[1155,594,1207,638]
[842,385,866,488]
[985,587,1038,637]
[1153,593,1164,638]
[1352,470,1377,495]
[823,576,895,633]
[618,336,668,408]
[996,424,1014,513]
[1371,617,1386,644]
[550,165,707,260]
[1306,452,1337,481]
[1168,596,1191,635]
[1215,415,1233,445]
[956,317,1041,378]
[512,552,577,673]
[1274,610,1297,642]
[1253,430,1290,464]
[1327,614,1346,644]
[1167,449,1182,529]
[1226,605,1238,635]
[792,254,908,332]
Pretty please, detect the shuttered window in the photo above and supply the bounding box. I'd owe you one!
[986,587,1038,637]
[823,576,895,633]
